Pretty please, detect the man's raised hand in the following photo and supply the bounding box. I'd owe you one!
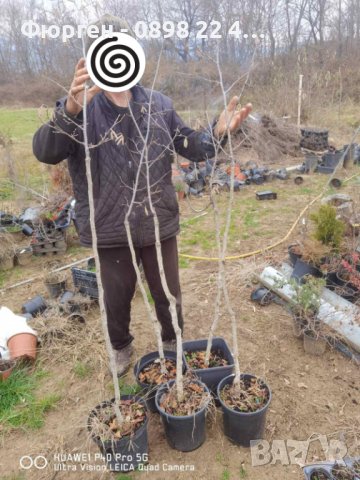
[214,96,253,138]
[65,58,101,116]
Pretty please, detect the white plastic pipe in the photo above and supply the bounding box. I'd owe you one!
[259,266,360,353]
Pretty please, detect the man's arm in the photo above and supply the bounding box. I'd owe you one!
[33,96,83,165]
[168,106,220,163]
[168,97,253,163]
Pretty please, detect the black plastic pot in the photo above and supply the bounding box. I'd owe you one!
[88,396,148,472]
[303,465,333,479]
[45,280,66,299]
[322,151,343,168]
[343,143,356,168]
[288,244,302,267]
[183,338,234,398]
[335,270,351,287]
[59,291,80,313]
[317,165,335,174]
[134,350,186,413]
[155,379,211,452]
[21,224,33,236]
[21,295,47,316]
[67,312,86,324]
[334,283,358,303]
[303,459,360,480]
[330,178,342,189]
[0,212,15,226]
[291,258,322,282]
[250,287,273,306]
[304,154,319,173]
[217,374,271,447]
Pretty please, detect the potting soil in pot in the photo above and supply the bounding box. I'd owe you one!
[310,471,332,480]
[89,399,146,441]
[138,358,177,385]
[353,461,360,475]
[331,464,357,480]
[184,349,229,369]
[0,359,16,380]
[88,397,148,472]
[159,380,211,416]
[220,376,270,413]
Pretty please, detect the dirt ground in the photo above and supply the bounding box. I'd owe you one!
[1,171,360,480]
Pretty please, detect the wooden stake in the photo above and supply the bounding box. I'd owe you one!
[297,74,303,129]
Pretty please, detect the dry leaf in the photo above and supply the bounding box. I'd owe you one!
[297,383,308,389]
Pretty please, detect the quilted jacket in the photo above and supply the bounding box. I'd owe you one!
[33,85,217,248]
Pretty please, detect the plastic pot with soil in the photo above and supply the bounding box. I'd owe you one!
[134,350,186,413]
[183,337,234,397]
[87,396,148,472]
[291,258,322,283]
[0,359,17,381]
[217,373,271,447]
[303,459,360,480]
[331,463,358,479]
[303,463,336,480]
[155,378,212,452]
[288,244,303,267]
[292,314,307,338]
[15,247,33,267]
[44,272,66,299]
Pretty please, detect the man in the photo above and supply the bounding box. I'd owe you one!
[33,15,252,376]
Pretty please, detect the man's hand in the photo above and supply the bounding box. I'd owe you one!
[214,96,253,138]
[65,58,101,117]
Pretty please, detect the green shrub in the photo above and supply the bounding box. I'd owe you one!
[310,204,345,249]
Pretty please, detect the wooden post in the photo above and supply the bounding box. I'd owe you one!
[297,74,303,129]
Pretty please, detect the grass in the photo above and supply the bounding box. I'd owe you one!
[145,286,154,305]
[0,271,6,288]
[239,464,248,478]
[117,378,142,396]
[0,108,40,141]
[0,108,50,201]
[221,469,230,480]
[73,361,93,379]
[0,181,15,200]
[179,257,190,268]
[0,365,60,432]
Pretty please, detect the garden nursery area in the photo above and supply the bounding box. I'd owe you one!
[1,1,360,480]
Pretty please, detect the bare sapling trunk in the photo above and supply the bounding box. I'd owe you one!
[125,98,184,401]
[123,217,166,373]
[145,169,184,401]
[122,50,171,376]
[82,85,123,425]
[204,136,224,366]
[204,49,254,383]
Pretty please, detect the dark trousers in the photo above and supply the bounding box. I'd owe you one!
[98,236,183,350]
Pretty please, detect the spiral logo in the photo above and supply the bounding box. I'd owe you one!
[86,33,146,92]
